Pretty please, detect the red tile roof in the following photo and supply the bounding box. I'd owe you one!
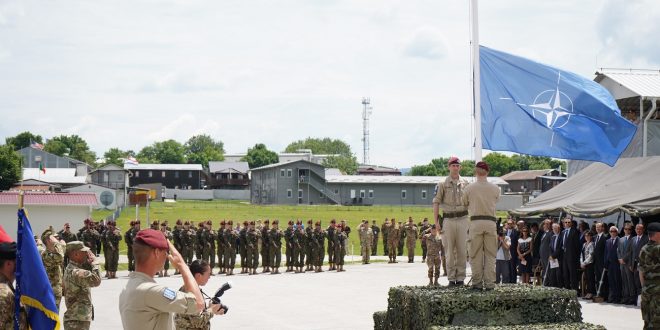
[0,192,98,206]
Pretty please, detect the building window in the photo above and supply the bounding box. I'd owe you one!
[334,189,339,194]
[189,171,193,178]
[401,190,407,199]
[422,190,427,199]
[135,171,140,177]
[148,171,153,178]
[280,169,285,177]
[369,190,374,198]
[175,171,179,178]
[287,189,292,198]
[287,169,292,177]
[360,190,365,198]
[162,171,166,178]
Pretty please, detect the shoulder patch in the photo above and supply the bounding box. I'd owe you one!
[163,288,176,301]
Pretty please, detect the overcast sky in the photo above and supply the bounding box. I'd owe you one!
[1,0,658,168]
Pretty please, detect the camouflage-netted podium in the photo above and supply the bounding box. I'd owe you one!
[373,285,606,330]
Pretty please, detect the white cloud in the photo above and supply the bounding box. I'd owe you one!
[402,27,449,60]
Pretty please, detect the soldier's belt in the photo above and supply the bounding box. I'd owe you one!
[443,211,468,219]
[470,215,497,221]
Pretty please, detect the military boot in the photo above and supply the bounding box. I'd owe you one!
[433,277,439,286]
[428,276,434,286]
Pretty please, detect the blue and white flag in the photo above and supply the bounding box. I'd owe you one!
[479,46,636,166]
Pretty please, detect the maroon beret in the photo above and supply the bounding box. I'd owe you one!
[288,220,294,225]
[476,161,490,172]
[448,156,460,165]
[135,229,169,251]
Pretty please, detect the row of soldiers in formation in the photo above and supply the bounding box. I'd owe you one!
[55,216,450,277]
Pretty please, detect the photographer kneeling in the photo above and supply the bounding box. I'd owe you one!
[175,260,225,330]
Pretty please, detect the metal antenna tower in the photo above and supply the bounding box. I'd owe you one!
[361,97,372,165]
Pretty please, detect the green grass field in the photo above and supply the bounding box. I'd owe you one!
[92,200,508,257]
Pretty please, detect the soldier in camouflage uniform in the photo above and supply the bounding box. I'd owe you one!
[195,222,203,260]
[639,222,660,329]
[293,221,305,273]
[58,222,77,267]
[424,225,443,286]
[326,220,337,271]
[371,220,380,256]
[0,228,28,330]
[181,221,195,265]
[269,220,283,274]
[239,221,249,274]
[174,260,224,330]
[382,218,391,256]
[313,221,326,272]
[405,217,419,263]
[63,241,102,330]
[160,222,173,277]
[200,221,212,273]
[398,221,406,257]
[246,221,260,275]
[419,218,432,262]
[388,221,400,263]
[207,220,216,275]
[125,220,139,272]
[101,221,121,279]
[217,221,226,274]
[359,221,373,264]
[304,220,314,272]
[40,228,65,310]
[172,220,183,275]
[334,224,347,272]
[80,219,100,257]
[94,221,105,256]
[260,220,271,273]
[284,220,295,272]
[223,221,238,276]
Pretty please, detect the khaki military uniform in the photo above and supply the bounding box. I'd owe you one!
[433,176,469,283]
[63,260,102,330]
[387,225,400,263]
[0,273,28,330]
[405,223,418,262]
[119,272,199,330]
[425,233,443,285]
[359,226,373,264]
[41,240,65,310]
[639,241,660,329]
[462,180,500,289]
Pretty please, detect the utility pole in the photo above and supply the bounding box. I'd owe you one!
[361,98,372,165]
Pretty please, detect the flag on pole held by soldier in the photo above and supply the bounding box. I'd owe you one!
[479,46,636,166]
[16,208,60,330]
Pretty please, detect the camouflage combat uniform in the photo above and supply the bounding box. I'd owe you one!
[41,240,66,309]
[181,227,195,265]
[0,273,28,330]
[124,227,137,272]
[174,286,214,330]
[102,226,122,274]
[381,221,391,256]
[425,232,443,285]
[284,225,295,271]
[419,222,432,262]
[246,227,260,274]
[405,222,418,262]
[80,227,100,256]
[326,225,336,270]
[269,226,283,273]
[313,226,326,271]
[639,240,660,329]
[304,224,313,271]
[63,260,102,330]
[388,225,400,263]
[239,224,248,273]
[359,225,373,264]
[334,229,347,270]
[293,226,305,272]
[261,224,271,272]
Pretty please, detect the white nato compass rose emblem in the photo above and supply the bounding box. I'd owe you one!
[500,72,607,147]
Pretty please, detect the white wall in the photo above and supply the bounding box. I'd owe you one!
[64,185,119,210]
[1,205,92,240]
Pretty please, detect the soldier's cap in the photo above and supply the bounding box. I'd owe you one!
[243,221,248,226]
[476,161,490,172]
[84,218,90,224]
[448,156,460,165]
[296,220,302,225]
[264,220,270,224]
[272,220,279,224]
[152,220,159,226]
[130,220,135,226]
[228,220,233,225]
[372,220,376,223]
[135,220,141,225]
[0,225,16,259]
[220,220,226,225]
[249,221,255,225]
[315,221,320,226]
[66,241,90,254]
[198,222,204,227]
[176,219,182,225]
[161,222,167,227]
[41,228,58,243]
[330,219,336,224]
[648,222,660,234]
[288,220,294,225]
[206,220,212,225]
[135,229,169,251]
[307,220,312,225]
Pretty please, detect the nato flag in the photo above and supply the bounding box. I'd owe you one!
[479,46,636,166]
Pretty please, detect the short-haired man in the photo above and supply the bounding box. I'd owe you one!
[63,241,102,330]
[604,226,622,303]
[432,156,469,287]
[119,229,204,330]
[632,223,649,301]
[462,161,500,290]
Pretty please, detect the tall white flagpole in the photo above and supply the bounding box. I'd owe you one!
[471,0,482,162]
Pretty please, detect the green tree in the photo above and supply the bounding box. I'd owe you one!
[44,135,97,165]
[5,131,44,150]
[285,137,358,173]
[103,148,132,167]
[137,140,186,164]
[184,134,224,166]
[322,155,359,174]
[0,144,22,190]
[483,152,518,177]
[409,163,439,176]
[459,160,475,176]
[244,143,278,169]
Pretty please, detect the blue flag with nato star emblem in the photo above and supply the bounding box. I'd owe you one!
[479,46,636,166]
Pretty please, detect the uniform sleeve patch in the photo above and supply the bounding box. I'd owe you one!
[163,288,176,301]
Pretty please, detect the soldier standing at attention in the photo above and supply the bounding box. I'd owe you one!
[239,221,249,274]
[314,221,326,272]
[424,225,444,286]
[172,220,183,275]
[199,221,212,274]
[223,221,237,276]
[341,220,351,253]
[433,156,469,287]
[419,218,432,262]
[41,228,65,310]
[80,219,101,257]
[103,221,122,279]
[160,222,173,277]
[207,221,216,275]
[335,224,347,272]
[63,241,102,330]
[217,220,227,274]
[382,218,391,257]
[58,222,77,268]
[284,220,295,272]
[639,222,660,329]
[326,220,337,271]
[195,222,204,260]
[181,221,194,265]
[247,221,261,275]
[293,221,305,273]
[261,220,271,273]
[405,217,418,263]
[388,221,400,263]
[359,221,373,264]
[125,220,139,272]
[269,220,283,274]
[398,221,406,257]
[371,220,380,256]
[304,220,314,272]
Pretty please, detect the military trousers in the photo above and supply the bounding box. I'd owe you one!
[293,248,304,267]
[334,247,346,265]
[398,239,404,256]
[202,247,212,267]
[209,247,216,269]
[372,235,378,256]
[305,246,313,266]
[641,292,659,329]
[468,220,497,289]
[421,240,428,260]
[285,244,293,267]
[106,248,119,272]
[127,245,135,271]
[427,253,441,278]
[327,243,335,264]
[443,216,469,282]
[361,243,371,263]
[224,248,235,269]
[269,246,282,268]
[315,245,325,266]
[406,239,416,261]
[217,246,225,269]
[382,235,389,256]
[64,320,91,330]
[388,240,398,260]
[239,247,247,267]
[183,246,194,265]
[261,245,270,267]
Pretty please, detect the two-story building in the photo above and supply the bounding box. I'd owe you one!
[208,161,250,190]
[500,169,566,193]
[124,163,204,189]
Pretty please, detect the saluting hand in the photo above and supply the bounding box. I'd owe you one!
[167,241,186,271]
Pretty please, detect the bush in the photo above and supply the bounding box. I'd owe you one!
[429,323,606,330]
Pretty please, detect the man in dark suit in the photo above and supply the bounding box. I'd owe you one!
[618,223,636,304]
[547,222,563,287]
[632,223,649,301]
[593,222,609,299]
[560,217,581,293]
[505,218,519,283]
[538,219,553,285]
[604,226,622,303]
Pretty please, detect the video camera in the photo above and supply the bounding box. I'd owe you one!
[211,282,232,313]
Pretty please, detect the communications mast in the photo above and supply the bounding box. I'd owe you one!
[361,98,372,165]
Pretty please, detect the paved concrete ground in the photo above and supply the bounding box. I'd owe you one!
[68,256,643,329]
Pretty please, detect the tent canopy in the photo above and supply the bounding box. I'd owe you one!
[511,156,660,218]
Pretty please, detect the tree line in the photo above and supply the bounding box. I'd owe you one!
[408,153,566,177]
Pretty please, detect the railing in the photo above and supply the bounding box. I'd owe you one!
[210,178,250,186]
[305,176,341,205]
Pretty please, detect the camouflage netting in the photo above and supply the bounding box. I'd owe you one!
[429,323,606,330]
[374,284,583,330]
